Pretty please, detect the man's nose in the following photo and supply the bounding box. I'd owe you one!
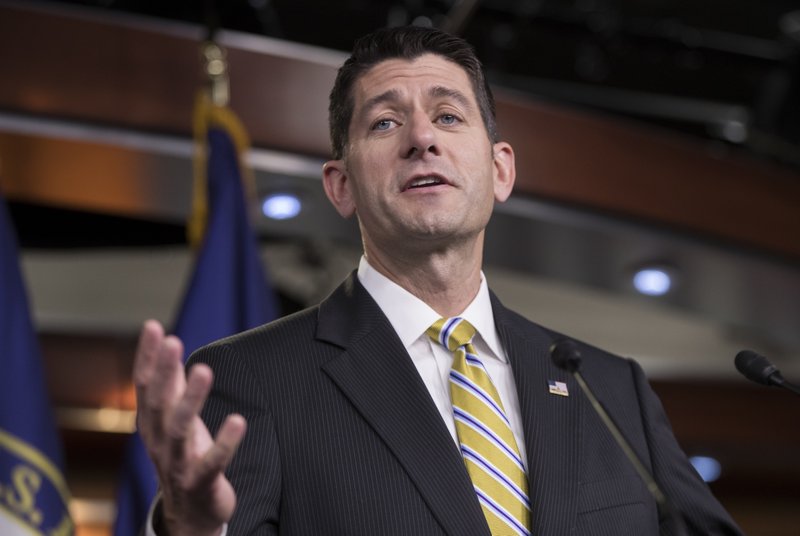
[402,112,440,158]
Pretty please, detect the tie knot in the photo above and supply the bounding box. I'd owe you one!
[426,317,477,352]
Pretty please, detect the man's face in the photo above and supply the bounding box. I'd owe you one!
[323,54,515,257]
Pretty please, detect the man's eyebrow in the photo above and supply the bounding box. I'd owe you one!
[358,85,475,117]
[430,85,474,111]
[359,89,401,118]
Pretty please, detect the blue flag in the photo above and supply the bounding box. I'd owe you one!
[0,192,73,535]
[112,97,279,536]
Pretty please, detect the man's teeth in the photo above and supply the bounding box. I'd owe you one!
[409,177,442,188]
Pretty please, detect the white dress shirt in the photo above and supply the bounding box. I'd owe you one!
[357,256,528,467]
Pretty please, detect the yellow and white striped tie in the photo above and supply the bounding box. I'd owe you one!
[427,317,531,535]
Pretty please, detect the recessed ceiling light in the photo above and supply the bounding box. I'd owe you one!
[262,193,301,220]
[689,455,721,483]
[632,267,673,296]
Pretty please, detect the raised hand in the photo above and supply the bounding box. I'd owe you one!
[133,320,247,536]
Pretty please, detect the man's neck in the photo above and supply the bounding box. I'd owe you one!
[363,239,484,318]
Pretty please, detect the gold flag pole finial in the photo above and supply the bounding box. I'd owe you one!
[202,41,229,107]
[190,41,230,248]
[190,39,256,249]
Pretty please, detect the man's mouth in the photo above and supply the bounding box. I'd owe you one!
[404,174,448,190]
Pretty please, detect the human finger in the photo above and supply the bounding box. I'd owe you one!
[193,414,247,488]
[133,319,165,402]
[166,363,214,463]
[142,335,185,445]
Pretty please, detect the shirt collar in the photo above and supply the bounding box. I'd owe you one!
[357,256,505,361]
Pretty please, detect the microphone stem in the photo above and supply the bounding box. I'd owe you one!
[774,377,800,397]
[573,371,668,508]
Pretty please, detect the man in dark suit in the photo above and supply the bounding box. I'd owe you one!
[135,26,743,535]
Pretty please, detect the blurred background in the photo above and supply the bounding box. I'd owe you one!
[0,0,798,534]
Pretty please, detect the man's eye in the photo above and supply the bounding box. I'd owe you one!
[439,114,459,125]
[372,119,395,131]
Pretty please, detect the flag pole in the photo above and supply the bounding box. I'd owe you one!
[112,28,278,536]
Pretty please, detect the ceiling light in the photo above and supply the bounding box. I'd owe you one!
[689,455,721,482]
[262,193,301,220]
[632,267,672,296]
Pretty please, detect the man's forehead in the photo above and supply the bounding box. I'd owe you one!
[353,54,475,106]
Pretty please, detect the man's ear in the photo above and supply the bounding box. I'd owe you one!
[322,160,357,218]
[492,142,516,203]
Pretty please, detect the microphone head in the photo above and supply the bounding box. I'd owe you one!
[735,350,782,386]
[550,339,583,373]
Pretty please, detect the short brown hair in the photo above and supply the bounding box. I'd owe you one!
[328,26,497,160]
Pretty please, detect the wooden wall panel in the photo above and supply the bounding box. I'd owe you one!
[1,2,799,260]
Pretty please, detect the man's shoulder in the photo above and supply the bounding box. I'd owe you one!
[189,271,368,363]
[493,293,634,373]
[499,304,647,411]
[205,304,322,353]
[185,304,331,388]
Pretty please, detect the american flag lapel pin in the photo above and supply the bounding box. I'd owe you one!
[548,379,569,397]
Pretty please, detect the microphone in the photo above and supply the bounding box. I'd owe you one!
[735,350,800,396]
[549,339,686,534]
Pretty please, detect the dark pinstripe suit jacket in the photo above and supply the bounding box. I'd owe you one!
[189,273,742,535]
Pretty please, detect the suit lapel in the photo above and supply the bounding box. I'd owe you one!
[493,294,583,535]
[317,274,490,536]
